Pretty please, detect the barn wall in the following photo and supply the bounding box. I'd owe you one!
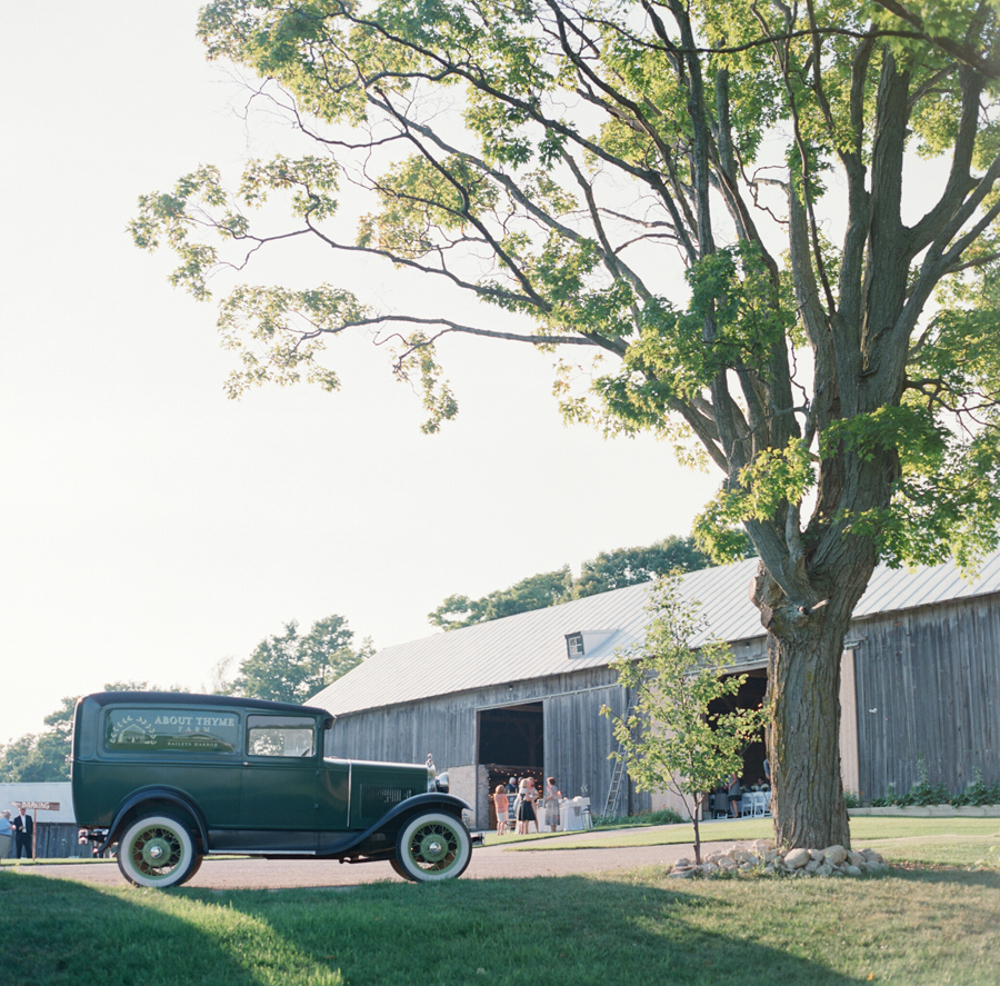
[324,666,648,826]
[853,594,1000,800]
[539,671,651,819]
[326,697,474,769]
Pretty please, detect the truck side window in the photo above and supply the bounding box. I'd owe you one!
[247,715,316,758]
[104,708,239,754]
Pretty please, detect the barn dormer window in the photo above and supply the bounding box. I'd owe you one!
[566,629,619,658]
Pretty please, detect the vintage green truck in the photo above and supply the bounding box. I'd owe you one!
[72,691,474,887]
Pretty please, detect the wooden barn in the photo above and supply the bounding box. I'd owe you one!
[310,553,1000,829]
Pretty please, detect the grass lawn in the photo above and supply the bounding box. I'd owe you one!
[504,816,1000,867]
[2,818,997,985]
[2,863,998,985]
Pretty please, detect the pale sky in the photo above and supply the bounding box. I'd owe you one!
[0,2,720,745]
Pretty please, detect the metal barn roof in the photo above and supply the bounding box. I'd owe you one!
[311,550,1000,716]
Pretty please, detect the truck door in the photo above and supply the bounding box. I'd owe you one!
[240,714,320,851]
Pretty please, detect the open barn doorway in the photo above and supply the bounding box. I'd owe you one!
[706,668,769,817]
[478,702,543,831]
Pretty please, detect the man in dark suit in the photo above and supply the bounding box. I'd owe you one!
[11,806,33,859]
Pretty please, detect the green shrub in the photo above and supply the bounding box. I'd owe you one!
[592,807,683,828]
[634,808,684,826]
[952,769,1000,807]
[867,762,1000,808]
[895,754,950,806]
[870,783,901,808]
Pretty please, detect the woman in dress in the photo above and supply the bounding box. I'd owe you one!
[515,777,536,834]
[493,784,509,836]
[543,776,562,832]
[526,777,541,833]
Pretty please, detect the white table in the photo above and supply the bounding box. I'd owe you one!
[559,798,591,831]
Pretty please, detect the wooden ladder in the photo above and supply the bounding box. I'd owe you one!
[603,699,640,819]
[602,737,629,818]
[604,745,625,818]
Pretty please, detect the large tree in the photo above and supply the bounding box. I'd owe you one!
[134,1,1000,848]
[227,614,373,702]
[575,535,719,597]
[429,566,573,628]
[429,535,719,628]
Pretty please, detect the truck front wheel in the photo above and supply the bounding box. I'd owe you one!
[394,811,471,882]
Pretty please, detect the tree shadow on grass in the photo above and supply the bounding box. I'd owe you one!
[0,871,343,986]
[183,874,864,986]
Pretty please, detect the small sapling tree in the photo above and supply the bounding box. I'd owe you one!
[602,579,766,864]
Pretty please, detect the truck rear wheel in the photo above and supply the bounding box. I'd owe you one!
[117,813,201,888]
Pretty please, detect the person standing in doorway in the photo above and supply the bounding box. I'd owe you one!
[505,776,518,829]
[12,806,33,859]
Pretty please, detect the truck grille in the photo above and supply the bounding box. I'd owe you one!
[359,784,417,819]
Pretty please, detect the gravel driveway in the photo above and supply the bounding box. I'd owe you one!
[19,831,714,890]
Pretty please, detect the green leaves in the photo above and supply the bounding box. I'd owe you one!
[241,155,339,219]
[820,298,1000,570]
[130,165,227,300]
[428,536,726,629]
[217,283,367,396]
[228,613,372,703]
[823,405,945,470]
[587,243,792,437]
[427,568,573,629]
[692,439,816,563]
[129,154,340,302]
[839,425,1000,572]
[359,154,498,256]
[391,332,459,434]
[575,536,722,597]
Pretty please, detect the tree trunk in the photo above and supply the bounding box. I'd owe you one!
[754,563,871,849]
[692,793,707,864]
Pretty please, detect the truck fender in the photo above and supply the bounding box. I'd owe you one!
[99,787,209,855]
[316,792,471,857]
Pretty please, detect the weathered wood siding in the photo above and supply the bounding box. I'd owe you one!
[325,666,648,826]
[539,671,650,818]
[327,699,474,768]
[853,594,1000,800]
